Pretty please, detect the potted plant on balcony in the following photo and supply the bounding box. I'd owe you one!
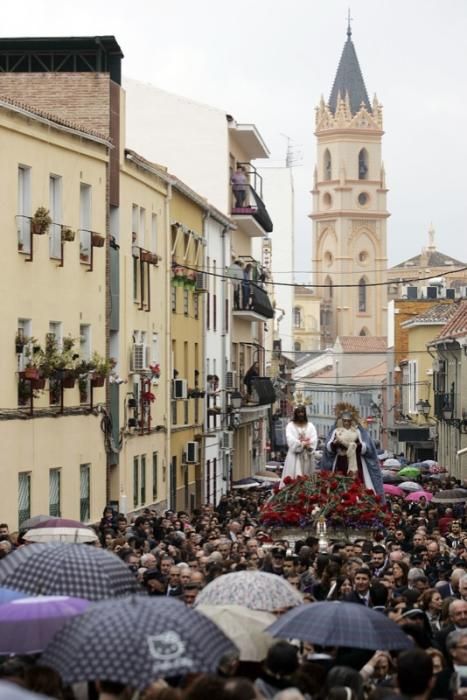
[91,232,105,248]
[42,335,79,388]
[184,270,197,291]
[22,343,45,381]
[61,226,76,243]
[31,207,52,235]
[89,352,115,387]
[142,390,155,404]
[171,265,186,287]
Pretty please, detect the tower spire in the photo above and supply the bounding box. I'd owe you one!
[328,14,371,116]
[347,8,353,39]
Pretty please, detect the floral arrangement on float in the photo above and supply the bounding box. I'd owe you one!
[259,472,390,532]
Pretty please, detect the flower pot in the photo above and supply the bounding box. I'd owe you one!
[91,375,105,388]
[31,222,46,235]
[141,251,153,263]
[24,367,39,380]
[32,377,46,390]
[62,375,76,389]
[91,233,105,248]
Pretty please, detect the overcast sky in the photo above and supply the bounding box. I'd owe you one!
[3,0,467,277]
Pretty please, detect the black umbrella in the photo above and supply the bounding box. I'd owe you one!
[42,596,236,689]
[266,601,412,651]
[432,488,467,504]
[0,543,139,600]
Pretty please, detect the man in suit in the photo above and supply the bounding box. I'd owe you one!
[437,567,465,600]
[435,599,467,657]
[166,566,183,597]
[344,567,375,607]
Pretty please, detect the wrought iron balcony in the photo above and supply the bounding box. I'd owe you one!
[231,162,273,236]
[233,281,274,322]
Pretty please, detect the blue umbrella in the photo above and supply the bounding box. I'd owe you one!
[266,601,413,651]
[42,596,236,689]
[0,595,90,655]
[0,586,30,605]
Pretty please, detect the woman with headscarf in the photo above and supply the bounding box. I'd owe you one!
[320,403,384,499]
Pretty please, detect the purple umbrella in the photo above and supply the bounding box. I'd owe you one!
[0,595,90,655]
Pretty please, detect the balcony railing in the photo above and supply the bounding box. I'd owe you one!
[434,391,457,420]
[231,184,273,234]
[233,281,274,319]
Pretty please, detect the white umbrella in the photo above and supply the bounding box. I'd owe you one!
[24,526,98,544]
[399,481,423,492]
[197,604,275,661]
[383,458,401,469]
[23,518,98,544]
[254,471,280,482]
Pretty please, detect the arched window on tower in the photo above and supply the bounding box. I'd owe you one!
[358,148,368,180]
[358,277,367,312]
[324,149,332,180]
[359,327,368,336]
[293,306,302,328]
[294,341,302,352]
[325,276,333,299]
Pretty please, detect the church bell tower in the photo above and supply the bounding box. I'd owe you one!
[311,22,389,345]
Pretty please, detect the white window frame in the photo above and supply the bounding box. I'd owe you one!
[49,175,62,259]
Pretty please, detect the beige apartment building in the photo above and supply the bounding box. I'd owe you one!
[0,97,110,527]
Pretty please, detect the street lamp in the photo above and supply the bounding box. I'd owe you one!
[443,405,453,421]
[416,399,431,416]
[229,391,243,410]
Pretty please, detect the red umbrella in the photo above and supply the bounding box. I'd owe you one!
[405,490,433,502]
[383,484,404,497]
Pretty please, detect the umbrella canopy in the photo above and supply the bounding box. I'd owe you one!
[42,596,236,690]
[432,489,467,504]
[382,471,403,483]
[429,464,447,474]
[266,601,412,651]
[24,518,98,544]
[383,484,404,497]
[254,471,280,482]
[0,682,50,700]
[399,481,423,492]
[422,459,438,466]
[0,543,140,600]
[405,490,433,502]
[0,586,30,605]
[19,514,56,531]
[0,595,90,655]
[399,466,421,479]
[197,604,275,662]
[383,458,401,469]
[194,571,302,612]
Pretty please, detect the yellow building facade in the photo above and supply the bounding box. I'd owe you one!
[169,185,206,510]
[0,100,110,528]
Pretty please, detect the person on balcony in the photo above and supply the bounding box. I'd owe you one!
[243,361,259,402]
[231,165,247,208]
[280,405,318,487]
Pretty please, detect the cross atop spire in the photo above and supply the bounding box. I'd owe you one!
[347,8,353,39]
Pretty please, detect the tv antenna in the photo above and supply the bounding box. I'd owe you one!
[280,133,303,168]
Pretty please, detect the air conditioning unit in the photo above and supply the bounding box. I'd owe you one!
[222,431,234,450]
[131,343,149,372]
[173,378,188,399]
[195,272,207,292]
[185,441,199,463]
[225,370,237,390]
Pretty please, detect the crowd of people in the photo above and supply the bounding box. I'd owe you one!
[2,465,467,699]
